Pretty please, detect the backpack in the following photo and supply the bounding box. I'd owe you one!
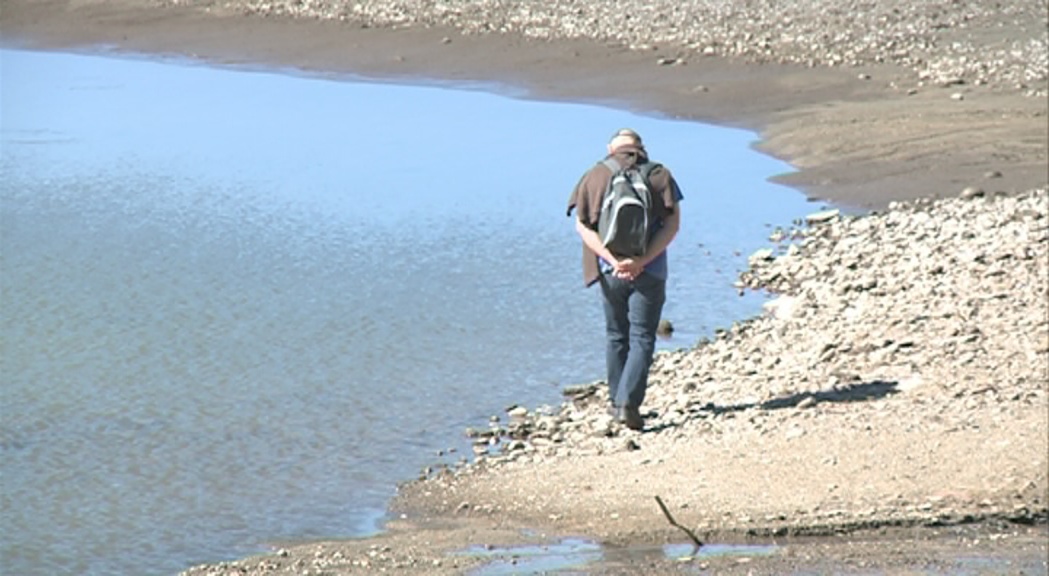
[597,157,659,258]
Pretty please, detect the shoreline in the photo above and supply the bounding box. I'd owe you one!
[3,1,1047,574]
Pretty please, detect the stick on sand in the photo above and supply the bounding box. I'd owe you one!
[655,495,704,550]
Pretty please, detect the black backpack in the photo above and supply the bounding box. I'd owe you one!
[597,158,659,258]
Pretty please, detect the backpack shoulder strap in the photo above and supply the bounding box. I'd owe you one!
[638,161,661,180]
[600,157,620,174]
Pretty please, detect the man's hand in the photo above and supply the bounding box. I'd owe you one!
[614,258,644,281]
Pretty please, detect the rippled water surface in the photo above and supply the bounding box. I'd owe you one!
[0,48,813,575]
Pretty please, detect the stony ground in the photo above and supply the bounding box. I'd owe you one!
[446,188,1049,464]
[394,188,1048,534]
[176,0,1047,97]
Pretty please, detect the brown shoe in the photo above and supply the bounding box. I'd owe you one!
[616,405,644,431]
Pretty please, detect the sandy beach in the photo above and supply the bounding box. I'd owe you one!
[3,1,1047,574]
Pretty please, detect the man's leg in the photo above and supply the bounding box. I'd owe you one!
[620,272,667,410]
[598,271,630,406]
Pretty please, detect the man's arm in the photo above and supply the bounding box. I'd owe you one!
[641,208,680,267]
[575,218,621,267]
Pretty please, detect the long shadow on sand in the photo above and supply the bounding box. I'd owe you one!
[723,379,899,413]
[646,380,899,434]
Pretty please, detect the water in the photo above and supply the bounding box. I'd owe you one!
[461,537,1046,575]
[458,538,777,574]
[0,47,814,575]
[663,542,778,560]
[460,538,602,575]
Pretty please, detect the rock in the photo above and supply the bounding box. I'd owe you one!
[657,318,674,337]
[785,427,806,440]
[748,248,775,265]
[763,295,798,321]
[961,186,985,199]
[563,383,599,399]
[592,414,616,437]
[805,209,840,224]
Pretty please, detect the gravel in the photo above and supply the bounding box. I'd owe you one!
[163,0,1049,96]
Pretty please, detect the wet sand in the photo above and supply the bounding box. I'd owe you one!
[3,1,1047,574]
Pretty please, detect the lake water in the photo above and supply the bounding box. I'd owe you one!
[0,48,814,575]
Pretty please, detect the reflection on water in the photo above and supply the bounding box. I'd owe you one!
[460,538,779,575]
[0,48,812,575]
[664,542,779,559]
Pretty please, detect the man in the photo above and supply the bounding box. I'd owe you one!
[566,128,683,431]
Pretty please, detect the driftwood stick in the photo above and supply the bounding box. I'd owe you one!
[655,495,704,549]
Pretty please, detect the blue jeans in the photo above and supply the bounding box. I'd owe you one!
[598,270,666,409]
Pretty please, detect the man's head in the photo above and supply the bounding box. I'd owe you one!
[608,128,643,155]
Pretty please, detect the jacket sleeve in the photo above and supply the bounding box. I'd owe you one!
[566,172,587,218]
[647,164,681,217]
[566,165,603,229]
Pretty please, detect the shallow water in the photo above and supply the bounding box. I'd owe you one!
[461,538,602,575]
[0,48,814,575]
[461,536,1048,575]
[461,538,779,575]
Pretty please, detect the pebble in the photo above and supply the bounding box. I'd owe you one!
[797,396,817,409]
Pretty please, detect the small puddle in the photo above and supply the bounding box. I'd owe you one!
[944,554,1049,576]
[460,538,602,575]
[458,528,1046,575]
[664,541,779,560]
[458,537,779,574]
